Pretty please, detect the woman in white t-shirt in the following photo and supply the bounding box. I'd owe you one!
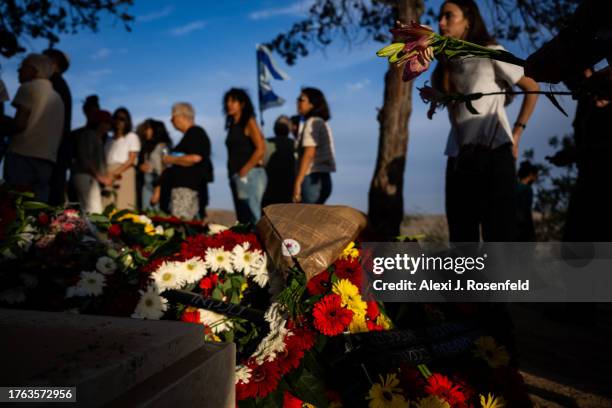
[104,107,140,210]
[432,0,539,242]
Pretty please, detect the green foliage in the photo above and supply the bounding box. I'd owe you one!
[524,136,577,241]
[0,0,134,51]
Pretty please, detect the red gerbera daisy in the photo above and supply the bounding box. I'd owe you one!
[236,359,281,400]
[425,373,467,407]
[306,270,331,296]
[334,258,363,288]
[366,300,380,321]
[276,333,307,375]
[312,294,353,336]
[285,320,316,351]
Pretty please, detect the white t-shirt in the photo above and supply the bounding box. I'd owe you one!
[105,132,141,165]
[297,117,336,174]
[444,44,524,157]
[9,79,64,162]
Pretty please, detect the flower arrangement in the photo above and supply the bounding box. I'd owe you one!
[0,187,532,407]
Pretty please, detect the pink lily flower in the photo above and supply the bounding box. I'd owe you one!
[390,21,435,42]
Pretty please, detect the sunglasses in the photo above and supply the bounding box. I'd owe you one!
[296,97,307,103]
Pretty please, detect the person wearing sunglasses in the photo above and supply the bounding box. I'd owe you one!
[293,87,336,204]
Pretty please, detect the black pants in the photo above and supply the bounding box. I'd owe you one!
[445,144,517,242]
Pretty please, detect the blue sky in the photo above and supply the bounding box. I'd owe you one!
[0,0,579,214]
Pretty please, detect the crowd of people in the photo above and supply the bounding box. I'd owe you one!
[0,52,337,224]
[0,0,610,243]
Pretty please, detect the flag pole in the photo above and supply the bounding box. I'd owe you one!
[256,44,265,128]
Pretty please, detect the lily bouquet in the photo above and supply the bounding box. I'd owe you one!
[376,21,524,82]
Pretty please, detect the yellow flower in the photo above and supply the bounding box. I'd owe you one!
[340,241,359,260]
[239,281,248,300]
[144,223,156,236]
[349,314,368,333]
[415,396,450,408]
[118,213,139,223]
[473,336,510,368]
[367,373,407,408]
[376,314,393,330]
[480,393,506,408]
[333,279,367,316]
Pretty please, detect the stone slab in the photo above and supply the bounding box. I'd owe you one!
[0,309,234,407]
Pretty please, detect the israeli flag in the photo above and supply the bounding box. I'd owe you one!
[257,44,289,111]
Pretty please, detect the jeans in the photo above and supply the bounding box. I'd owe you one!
[229,167,267,224]
[3,152,54,203]
[141,172,159,210]
[301,172,332,204]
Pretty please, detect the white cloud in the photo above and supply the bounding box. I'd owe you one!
[91,48,112,60]
[136,5,174,23]
[249,0,313,20]
[346,79,370,92]
[169,20,207,37]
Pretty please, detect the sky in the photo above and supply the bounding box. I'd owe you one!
[0,0,581,214]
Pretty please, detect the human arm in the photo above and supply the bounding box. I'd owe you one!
[112,151,138,178]
[162,154,202,167]
[511,76,539,160]
[238,117,266,177]
[293,146,315,202]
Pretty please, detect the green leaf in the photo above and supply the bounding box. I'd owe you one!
[465,100,480,115]
[286,368,328,407]
[21,201,50,210]
[545,93,568,117]
[212,287,223,300]
[88,214,109,223]
[106,248,119,259]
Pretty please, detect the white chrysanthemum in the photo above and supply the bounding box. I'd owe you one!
[208,224,228,234]
[132,285,168,320]
[200,310,233,334]
[96,256,117,275]
[264,302,287,332]
[248,251,269,287]
[204,247,233,273]
[154,225,164,235]
[151,262,185,292]
[0,288,26,304]
[76,271,106,296]
[179,257,207,284]
[253,327,290,363]
[252,303,289,363]
[231,243,257,274]
[235,364,252,385]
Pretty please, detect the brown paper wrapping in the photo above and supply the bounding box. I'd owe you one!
[256,204,368,281]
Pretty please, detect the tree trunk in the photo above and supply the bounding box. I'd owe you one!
[367,0,424,237]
